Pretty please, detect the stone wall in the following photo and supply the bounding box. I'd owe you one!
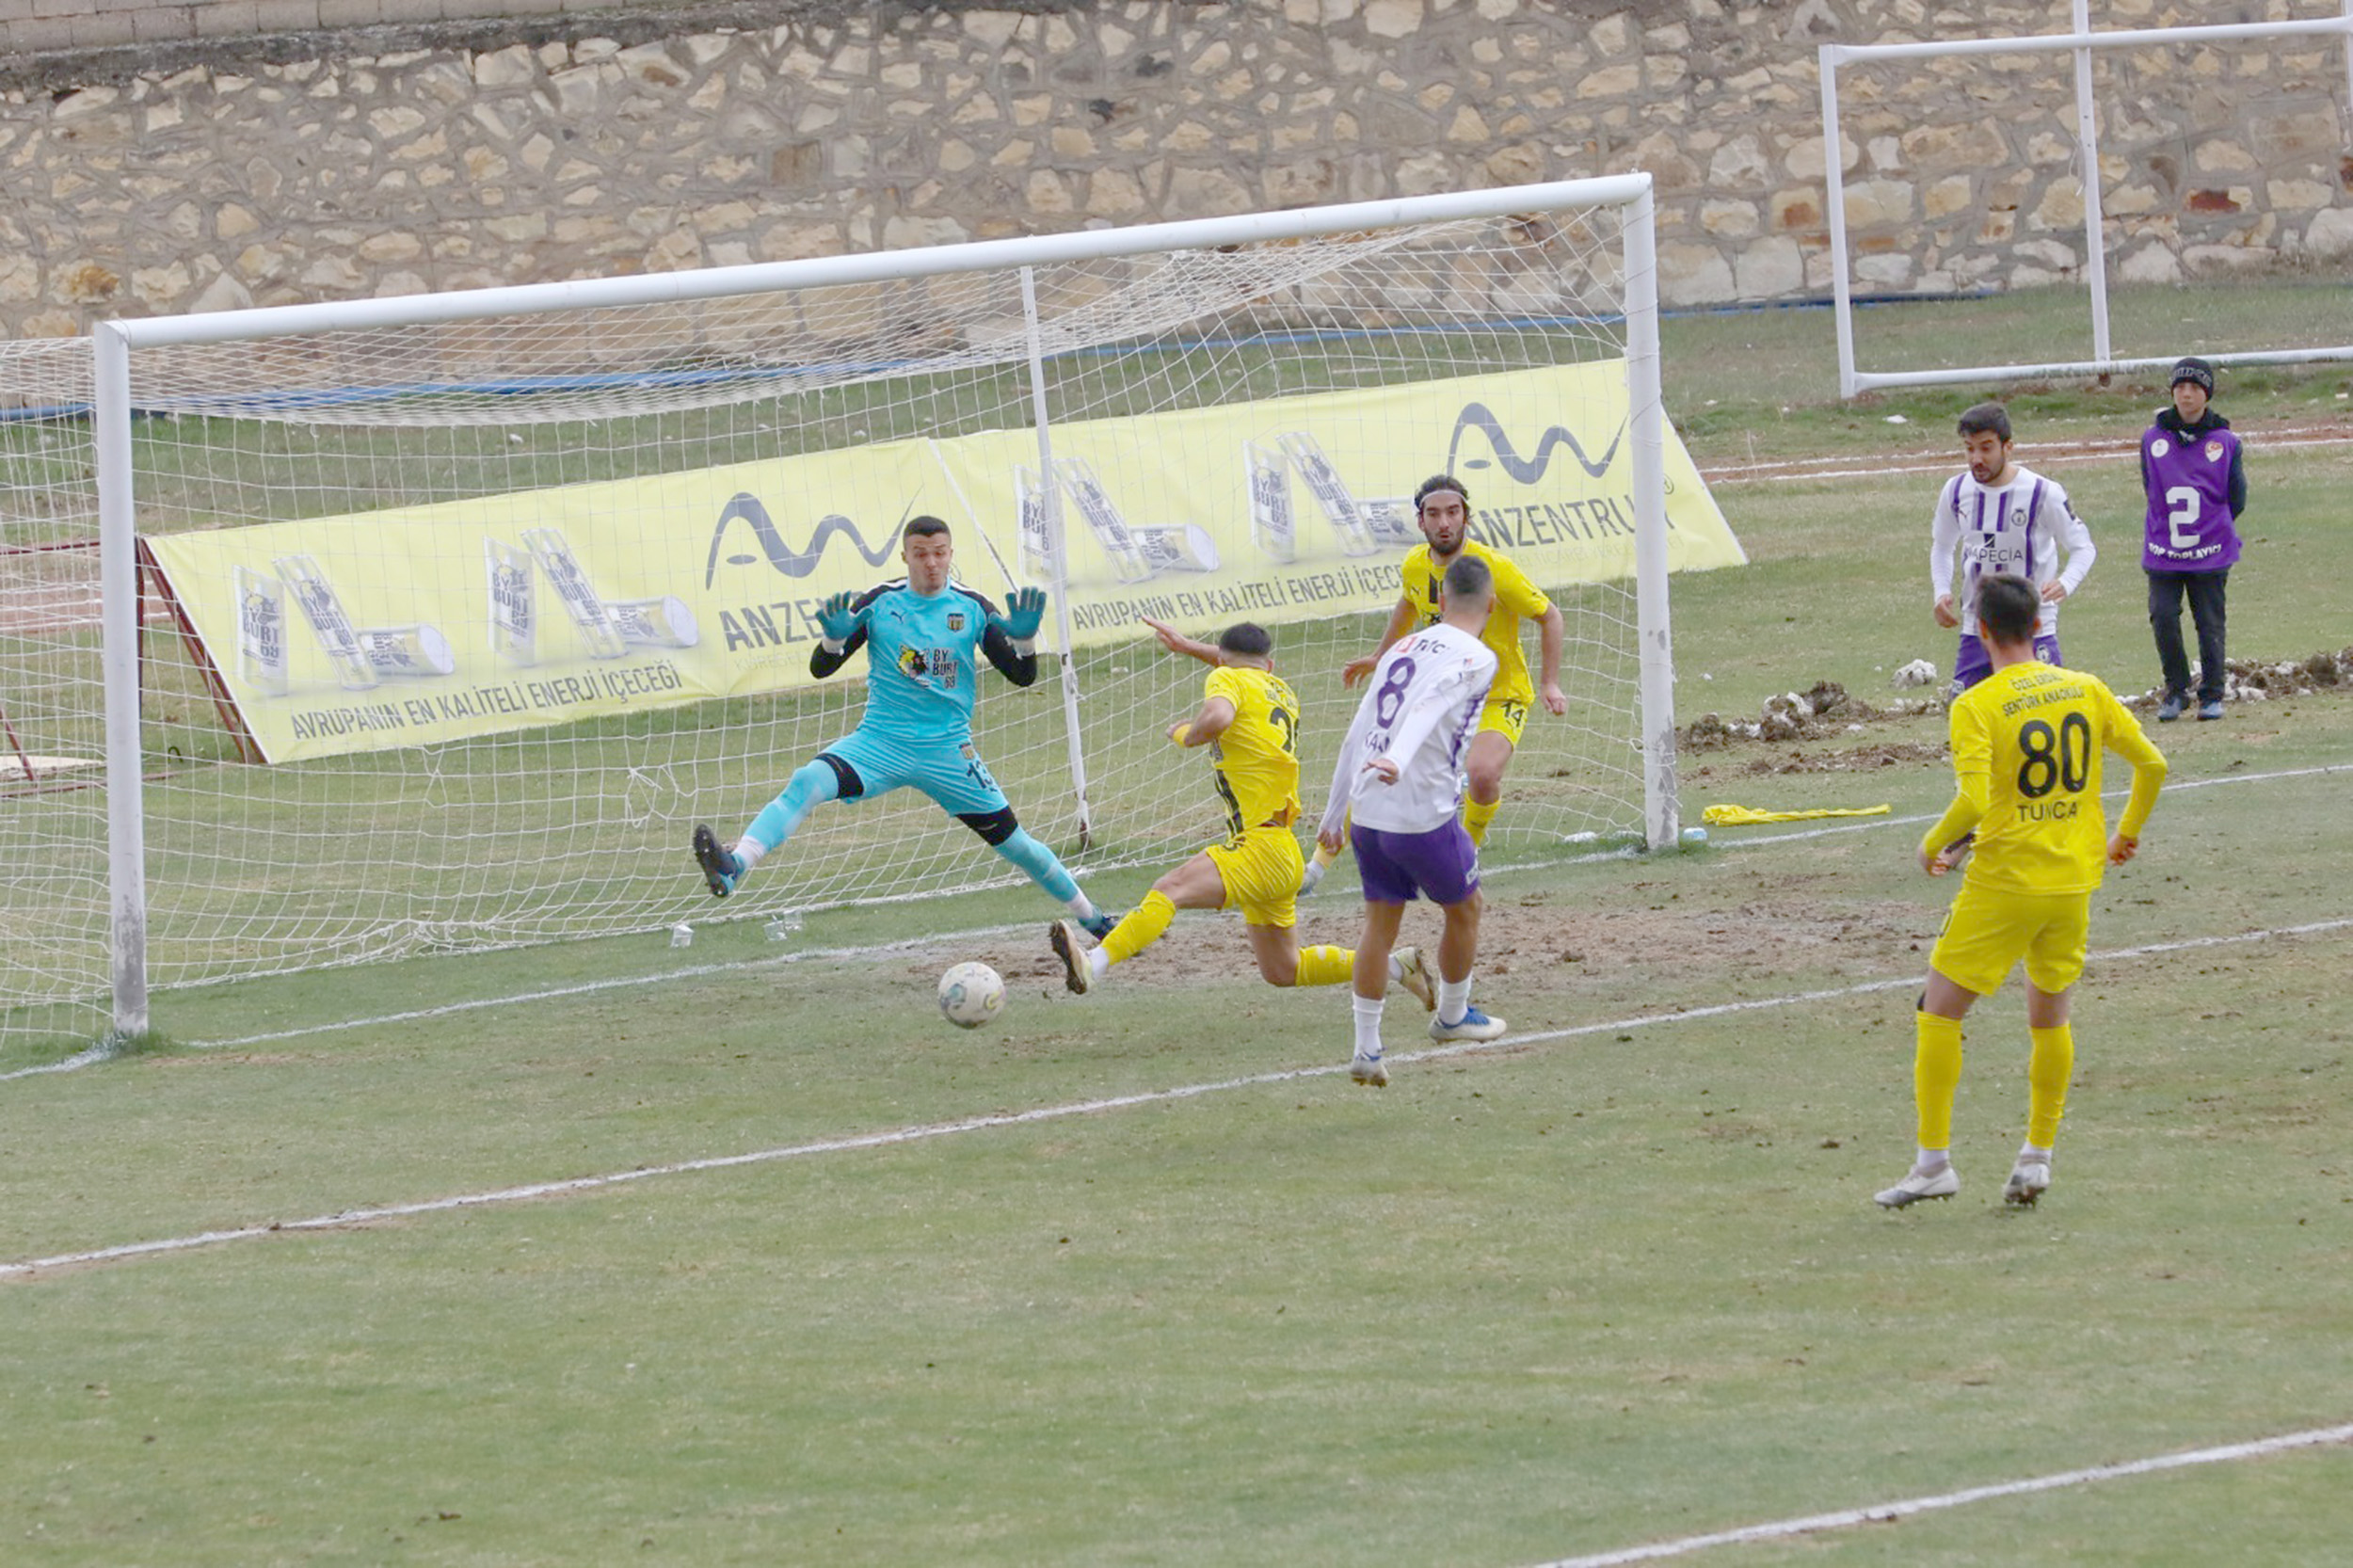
[1,0,2348,339]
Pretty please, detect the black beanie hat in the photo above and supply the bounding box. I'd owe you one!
[2169,357,2217,394]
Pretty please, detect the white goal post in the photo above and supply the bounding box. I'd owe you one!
[66,174,1728,1045]
[1820,2,2353,397]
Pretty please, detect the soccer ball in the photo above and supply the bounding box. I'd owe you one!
[937,961,1006,1029]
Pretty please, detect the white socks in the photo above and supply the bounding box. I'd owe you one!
[1435,977,1471,1027]
[1352,995,1385,1058]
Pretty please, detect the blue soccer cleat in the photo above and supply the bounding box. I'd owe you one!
[1429,1006,1507,1043]
[692,824,743,898]
[1080,909,1119,941]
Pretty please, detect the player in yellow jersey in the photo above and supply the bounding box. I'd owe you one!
[1303,473,1564,891]
[1050,618,1433,1010]
[1876,573,2168,1212]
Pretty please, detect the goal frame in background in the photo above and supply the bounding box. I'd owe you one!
[91,175,1679,1040]
[1819,2,2353,398]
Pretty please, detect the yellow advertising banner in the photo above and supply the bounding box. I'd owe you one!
[145,360,1742,762]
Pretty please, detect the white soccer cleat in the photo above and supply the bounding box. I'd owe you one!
[1298,858,1328,897]
[1349,1052,1388,1088]
[1874,1164,1961,1208]
[2003,1160,2052,1208]
[1048,920,1092,995]
[1392,946,1436,1012]
[1429,1006,1506,1043]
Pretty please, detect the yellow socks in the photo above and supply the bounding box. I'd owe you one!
[1463,797,1498,846]
[1101,889,1176,967]
[1913,1012,1963,1151]
[2026,1023,2073,1148]
[1293,944,1353,988]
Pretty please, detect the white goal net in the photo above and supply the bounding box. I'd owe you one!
[30,176,1737,1050]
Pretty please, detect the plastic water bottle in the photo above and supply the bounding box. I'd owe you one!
[763,913,803,942]
[669,921,694,948]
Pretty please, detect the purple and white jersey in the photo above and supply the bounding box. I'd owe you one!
[2141,424,2241,572]
[1929,462,2096,638]
[1319,622,1497,836]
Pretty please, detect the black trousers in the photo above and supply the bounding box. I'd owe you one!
[2147,568,2229,701]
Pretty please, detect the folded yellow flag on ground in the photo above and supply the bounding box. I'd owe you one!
[1701,803,1893,827]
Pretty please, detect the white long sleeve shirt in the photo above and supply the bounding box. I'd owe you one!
[1319,623,1497,837]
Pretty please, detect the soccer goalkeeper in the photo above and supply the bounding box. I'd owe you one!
[1876,572,2167,1212]
[691,516,1114,937]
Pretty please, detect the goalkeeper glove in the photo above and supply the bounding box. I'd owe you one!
[996,585,1047,643]
[816,591,861,649]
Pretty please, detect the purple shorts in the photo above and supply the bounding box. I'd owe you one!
[1352,820,1481,906]
[1953,631,2061,693]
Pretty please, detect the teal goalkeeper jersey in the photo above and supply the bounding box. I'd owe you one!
[824,579,1029,742]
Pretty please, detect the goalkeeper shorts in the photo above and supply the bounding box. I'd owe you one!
[1929,879,2091,997]
[819,728,1008,818]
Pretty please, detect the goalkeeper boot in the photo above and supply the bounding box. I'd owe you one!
[1349,1051,1388,1088]
[692,824,743,898]
[1080,909,1119,941]
[1049,920,1093,995]
[1429,1006,1506,1043]
[1874,1162,1960,1208]
[2003,1158,2052,1208]
[1393,946,1436,1012]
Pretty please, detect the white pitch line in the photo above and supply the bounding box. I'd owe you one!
[1529,1421,2353,1568]
[4,915,2346,1283]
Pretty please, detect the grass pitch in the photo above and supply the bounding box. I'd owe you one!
[2,292,2349,1565]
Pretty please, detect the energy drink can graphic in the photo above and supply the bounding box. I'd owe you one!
[232,564,289,696]
[1276,432,1379,557]
[485,537,536,667]
[521,526,627,660]
[355,623,457,679]
[606,595,700,649]
[1131,525,1221,574]
[272,552,378,691]
[1245,440,1296,564]
[1014,465,1056,579]
[1049,456,1154,584]
[1360,496,1419,546]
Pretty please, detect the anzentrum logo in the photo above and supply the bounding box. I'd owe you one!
[1445,402,1624,485]
[704,493,900,586]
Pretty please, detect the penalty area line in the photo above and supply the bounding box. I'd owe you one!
[2,915,2346,1283]
[1529,1421,2353,1568]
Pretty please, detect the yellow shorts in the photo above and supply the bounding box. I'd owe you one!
[1929,880,2092,997]
[1206,825,1305,929]
[1476,696,1529,749]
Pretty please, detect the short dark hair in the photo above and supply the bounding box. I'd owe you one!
[1957,403,2011,443]
[1975,571,2040,644]
[1415,473,1470,510]
[1442,554,1493,600]
[1217,622,1273,659]
[904,515,952,540]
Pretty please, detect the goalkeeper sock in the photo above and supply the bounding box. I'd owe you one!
[1352,994,1385,1058]
[993,827,1082,904]
[1101,890,1176,966]
[1463,796,1499,846]
[742,760,842,865]
[1435,977,1472,1027]
[1913,1011,1964,1152]
[1293,944,1353,987]
[2025,1023,2073,1148]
